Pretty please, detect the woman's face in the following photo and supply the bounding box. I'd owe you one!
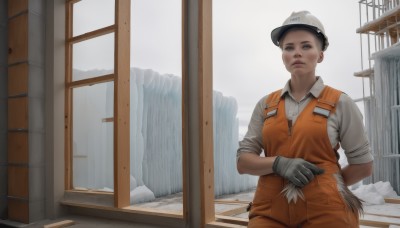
[280,29,324,77]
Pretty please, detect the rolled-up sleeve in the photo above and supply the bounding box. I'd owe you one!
[337,94,374,164]
[237,96,268,162]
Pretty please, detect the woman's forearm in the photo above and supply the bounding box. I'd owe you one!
[341,161,373,186]
[237,152,276,176]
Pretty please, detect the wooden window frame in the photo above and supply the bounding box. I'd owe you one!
[63,0,245,227]
[64,0,130,208]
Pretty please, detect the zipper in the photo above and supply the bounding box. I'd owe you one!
[288,119,293,136]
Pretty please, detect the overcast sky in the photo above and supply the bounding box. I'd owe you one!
[73,0,370,126]
[213,0,370,123]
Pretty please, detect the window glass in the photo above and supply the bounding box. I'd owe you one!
[72,82,114,192]
[128,0,183,211]
[72,33,114,81]
[73,0,115,37]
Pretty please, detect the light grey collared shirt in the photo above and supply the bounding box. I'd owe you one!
[237,77,374,165]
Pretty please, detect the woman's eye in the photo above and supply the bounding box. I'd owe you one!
[284,46,294,51]
[303,45,312,49]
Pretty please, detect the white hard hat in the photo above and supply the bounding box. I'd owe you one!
[271,11,329,51]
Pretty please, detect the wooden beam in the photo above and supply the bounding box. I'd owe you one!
[181,0,189,222]
[215,215,248,226]
[65,0,74,191]
[113,0,131,208]
[356,6,400,33]
[385,198,400,204]
[68,73,114,88]
[217,205,248,217]
[354,68,374,77]
[360,218,400,227]
[214,200,250,205]
[44,220,75,228]
[206,221,246,228]
[61,200,183,219]
[199,0,215,226]
[102,117,114,123]
[365,212,400,219]
[68,25,115,44]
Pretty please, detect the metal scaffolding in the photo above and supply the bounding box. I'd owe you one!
[356,0,400,194]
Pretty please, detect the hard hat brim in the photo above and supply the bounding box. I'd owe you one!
[271,24,328,50]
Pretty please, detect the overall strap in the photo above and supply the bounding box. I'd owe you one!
[313,86,342,118]
[313,86,343,162]
[264,89,283,119]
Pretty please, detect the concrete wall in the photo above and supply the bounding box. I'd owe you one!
[28,0,46,222]
[0,0,8,220]
[44,0,66,219]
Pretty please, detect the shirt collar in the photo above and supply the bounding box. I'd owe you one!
[280,76,325,98]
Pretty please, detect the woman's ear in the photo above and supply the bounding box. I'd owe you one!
[317,51,324,63]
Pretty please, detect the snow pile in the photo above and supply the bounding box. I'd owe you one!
[352,181,399,205]
[130,185,155,204]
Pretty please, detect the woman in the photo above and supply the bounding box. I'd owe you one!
[237,11,373,227]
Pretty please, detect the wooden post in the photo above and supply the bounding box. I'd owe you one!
[199,0,215,225]
[114,0,131,208]
[182,0,215,226]
[64,0,73,191]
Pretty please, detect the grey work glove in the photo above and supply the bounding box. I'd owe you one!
[272,156,324,187]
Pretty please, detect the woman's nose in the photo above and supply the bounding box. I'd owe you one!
[294,48,302,57]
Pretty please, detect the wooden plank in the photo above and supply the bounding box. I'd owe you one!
[8,97,28,130]
[114,0,131,208]
[8,13,28,64]
[68,73,114,88]
[206,221,246,228]
[44,220,75,228]
[8,166,29,198]
[214,200,250,205]
[8,198,29,223]
[61,200,183,218]
[66,189,113,196]
[8,63,28,96]
[8,132,28,163]
[354,68,374,77]
[199,0,215,226]
[65,0,74,191]
[181,0,188,221]
[217,205,248,216]
[8,0,28,18]
[102,117,114,123]
[69,25,115,44]
[356,6,400,33]
[360,218,398,227]
[215,215,248,226]
[365,212,400,219]
[385,198,400,204]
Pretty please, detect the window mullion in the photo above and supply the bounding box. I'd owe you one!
[113,0,131,208]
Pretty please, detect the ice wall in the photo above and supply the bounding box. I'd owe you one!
[365,48,400,194]
[72,68,257,201]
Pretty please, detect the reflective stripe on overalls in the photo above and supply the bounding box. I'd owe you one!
[248,86,359,228]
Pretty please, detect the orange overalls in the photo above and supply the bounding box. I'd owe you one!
[248,86,359,228]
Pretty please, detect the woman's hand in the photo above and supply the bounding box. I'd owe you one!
[273,156,324,187]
